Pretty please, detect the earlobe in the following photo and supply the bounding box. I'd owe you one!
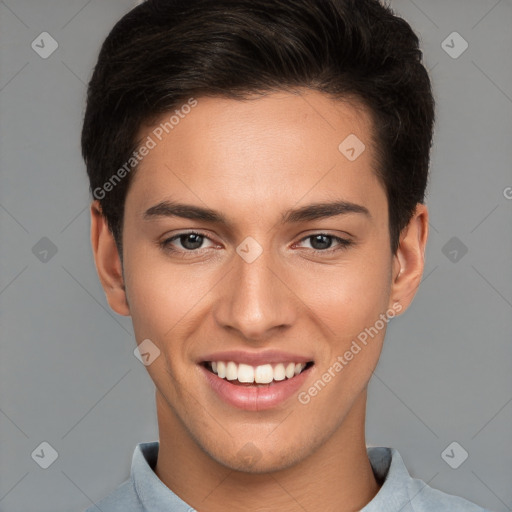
[388,203,429,314]
[90,201,131,316]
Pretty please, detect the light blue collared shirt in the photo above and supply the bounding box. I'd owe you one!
[84,441,492,511]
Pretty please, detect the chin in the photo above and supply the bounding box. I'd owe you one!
[204,435,314,474]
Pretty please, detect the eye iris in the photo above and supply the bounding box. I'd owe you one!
[181,233,203,250]
[310,235,332,250]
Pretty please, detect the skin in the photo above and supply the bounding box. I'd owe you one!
[90,89,428,512]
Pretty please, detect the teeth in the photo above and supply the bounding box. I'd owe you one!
[226,361,238,381]
[238,363,254,383]
[217,361,226,378]
[254,364,273,384]
[273,363,286,381]
[208,360,308,383]
[285,362,295,379]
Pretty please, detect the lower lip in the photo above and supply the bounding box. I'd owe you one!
[199,364,313,411]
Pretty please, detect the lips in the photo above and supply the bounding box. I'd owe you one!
[198,350,315,411]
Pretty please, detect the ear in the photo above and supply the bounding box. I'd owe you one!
[388,203,429,315]
[90,200,130,316]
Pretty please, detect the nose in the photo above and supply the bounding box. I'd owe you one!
[213,248,298,342]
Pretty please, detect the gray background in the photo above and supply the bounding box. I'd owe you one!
[0,0,511,511]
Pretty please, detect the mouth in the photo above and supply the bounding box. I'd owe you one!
[198,355,315,411]
[201,360,315,386]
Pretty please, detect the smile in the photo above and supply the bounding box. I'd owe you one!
[204,361,313,385]
[199,356,315,411]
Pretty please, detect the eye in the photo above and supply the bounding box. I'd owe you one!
[295,233,353,253]
[160,231,216,252]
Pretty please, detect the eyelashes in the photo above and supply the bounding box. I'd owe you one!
[295,233,353,252]
[159,231,354,256]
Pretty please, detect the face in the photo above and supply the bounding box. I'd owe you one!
[92,89,427,473]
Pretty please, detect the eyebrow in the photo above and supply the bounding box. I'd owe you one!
[142,199,371,225]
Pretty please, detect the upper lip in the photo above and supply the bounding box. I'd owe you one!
[198,349,314,366]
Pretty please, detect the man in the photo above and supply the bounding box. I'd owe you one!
[82,0,490,510]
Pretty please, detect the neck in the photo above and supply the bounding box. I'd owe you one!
[154,390,380,512]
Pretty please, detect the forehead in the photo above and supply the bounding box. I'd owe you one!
[127,90,386,226]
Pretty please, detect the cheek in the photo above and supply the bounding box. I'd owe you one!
[293,253,392,397]
[122,248,207,338]
[296,255,392,336]
[122,251,209,390]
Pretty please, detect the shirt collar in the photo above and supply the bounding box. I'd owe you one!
[131,441,412,511]
[361,446,417,511]
[131,441,192,512]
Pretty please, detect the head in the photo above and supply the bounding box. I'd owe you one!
[83,0,434,473]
